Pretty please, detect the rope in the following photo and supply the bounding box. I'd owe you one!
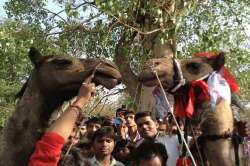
[171,59,186,93]
[152,68,197,166]
[190,124,205,166]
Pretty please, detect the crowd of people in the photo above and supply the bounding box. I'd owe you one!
[28,81,249,166]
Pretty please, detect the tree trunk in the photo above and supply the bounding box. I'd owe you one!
[114,1,176,112]
[114,33,139,99]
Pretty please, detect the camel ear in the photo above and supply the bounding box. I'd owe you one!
[210,52,225,71]
[29,47,43,67]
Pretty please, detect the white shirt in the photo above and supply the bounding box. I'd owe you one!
[88,156,124,166]
[156,134,180,166]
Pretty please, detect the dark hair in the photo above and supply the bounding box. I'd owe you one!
[75,141,92,150]
[132,140,168,165]
[134,111,156,122]
[99,116,114,127]
[85,117,102,126]
[58,146,91,166]
[116,108,125,117]
[92,126,117,141]
[113,139,135,155]
[113,139,136,163]
[123,109,135,116]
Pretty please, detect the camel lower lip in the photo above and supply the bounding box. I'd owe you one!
[140,75,165,84]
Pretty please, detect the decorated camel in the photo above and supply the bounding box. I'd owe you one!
[138,52,242,166]
[0,47,121,166]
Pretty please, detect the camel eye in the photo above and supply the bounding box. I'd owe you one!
[51,59,72,67]
[186,62,202,74]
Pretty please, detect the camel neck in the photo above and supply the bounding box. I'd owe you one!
[0,74,49,165]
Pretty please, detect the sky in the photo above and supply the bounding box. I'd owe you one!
[0,0,66,21]
[0,0,7,19]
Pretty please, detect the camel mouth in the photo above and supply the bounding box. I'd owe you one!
[138,71,166,86]
[92,68,122,89]
[95,70,121,80]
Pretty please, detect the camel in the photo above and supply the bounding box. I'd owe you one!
[138,53,236,166]
[0,47,121,166]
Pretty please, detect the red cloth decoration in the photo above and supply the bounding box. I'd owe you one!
[176,157,192,166]
[175,80,209,118]
[220,67,240,93]
[193,52,240,93]
[193,51,218,59]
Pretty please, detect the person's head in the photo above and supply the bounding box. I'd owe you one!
[116,108,125,119]
[124,109,137,128]
[85,117,102,139]
[113,139,135,163]
[133,140,168,166]
[135,111,158,139]
[58,146,91,166]
[157,118,167,134]
[79,125,87,138]
[168,116,184,134]
[92,126,117,157]
[75,141,94,158]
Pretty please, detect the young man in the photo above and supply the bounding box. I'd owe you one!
[115,106,126,119]
[89,126,124,166]
[133,140,168,166]
[85,117,102,140]
[124,109,141,143]
[135,111,180,166]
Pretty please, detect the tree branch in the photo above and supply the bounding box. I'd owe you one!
[44,1,96,22]
[88,89,124,114]
[109,13,167,35]
[42,7,67,22]
[45,12,103,37]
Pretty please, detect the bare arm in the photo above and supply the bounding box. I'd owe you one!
[47,82,96,141]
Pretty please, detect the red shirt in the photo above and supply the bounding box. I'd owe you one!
[29,132,65,166]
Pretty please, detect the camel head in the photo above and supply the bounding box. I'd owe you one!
[138,52,225,90]
[18,47,121,100]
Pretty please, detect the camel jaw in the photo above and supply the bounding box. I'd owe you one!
[94,71,121,89]
[138,70,169,87]
[93,65,122,89]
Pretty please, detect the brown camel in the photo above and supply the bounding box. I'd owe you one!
[0,47,121,166]
[138,53,235,166]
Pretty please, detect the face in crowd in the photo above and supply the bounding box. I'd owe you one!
[135,112,159,139]
[79,125,87,137]
[85,117,102,139]
[124,112,136,128]
[158,123,167,134]
[113,139,135,163]
[116,108,125,119]
[93,136,115,157]
[92,126,116,158]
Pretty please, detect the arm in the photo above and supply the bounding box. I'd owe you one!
[29,82,96,166]
[47,82,96,140]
